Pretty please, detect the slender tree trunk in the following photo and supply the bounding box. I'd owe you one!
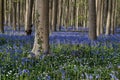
[75,0,79,31]
[12,1,17,31]
[113,0,117,33]
[25,0,34,35]
[111,0,116,34]
[64,0,68,29]
[20,0,24,26]
[8,0,12,27]
[49,0,52,33]
[51,0,58,32]
[61,0,65,27]
[4,0,7,25]
[83,0,87,28]
[70,0,74,27]
[0,0,4,33]
[66,0,70,28]
[17,0,20,31]
[57,0,61,31]
[59,0,63,30]
[96,0,101,36]
[105,0,112,35]
[88,0,97,40]
[100,0,104,35]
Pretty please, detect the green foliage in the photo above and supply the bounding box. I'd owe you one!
[0,37,7,45]
[0,44,120,79]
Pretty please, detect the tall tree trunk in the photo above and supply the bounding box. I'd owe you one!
[57,0,61,31]
[105,0,112,35]
[12,1,17,31]
[25,0,34,35]
[4,0,7,25]
[8,0,12,27]
[31,0,49,57]
[75,0,79,31]
[0,0,4,33]
[17,0,20,31]
[51,0,58,32]
[59,0,63,30]
[100,0,104,35]
[96,0,101,36]
[20,0,24,26]
[83,0,87,28]
[49,0,52,33]
[111,0,117,34]
[70,0,74,27]
[113,0,117,33]
[88,0,97,40]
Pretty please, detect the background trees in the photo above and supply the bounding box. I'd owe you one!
[1,0,119,31]
[0,0,119,54]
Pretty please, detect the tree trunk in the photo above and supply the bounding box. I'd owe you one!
[88,0,97,40]
[49,0,52,33]
[17,0,20,31]
[0,0,4,33]
[51,0,58,32]
[57,0,61,31]
[75,0,79,31]
[111,0,116,34]
[96,0,101,36]
[12,1,17,31]
[105,0,112,35]
[25,0,34,35]
[59,0,63,30]
[8,0,12,27]
[100,0,104,35]
[31,0,49,57]
[4,0,7,25]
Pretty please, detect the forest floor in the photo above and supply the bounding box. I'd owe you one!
[0,26,120,80]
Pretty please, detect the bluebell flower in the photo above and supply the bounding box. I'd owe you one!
[18,69,30,76]
[46,75,51,80]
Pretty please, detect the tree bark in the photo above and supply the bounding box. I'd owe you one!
[25,0,34,35]
[17,0,20,31]
[0,0,4,33]
[51,0,58,32]
[31,0,49,57]
[88,0,97,40]
[12,1,17,31]
[105,0,112,35]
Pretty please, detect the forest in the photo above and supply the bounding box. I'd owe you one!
[0,0,120,79]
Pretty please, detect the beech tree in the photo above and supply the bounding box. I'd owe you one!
[51,0,58,32]
[75,0,79,30]
[88,0,97,40]
[0,0,4,33]
[12,0,17,31]
[30,0,49,57]
[111,0,117,34]
[8,0,12,27]
[17,0,20,31]
[105,0,112,35]
[25,0,34,35]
